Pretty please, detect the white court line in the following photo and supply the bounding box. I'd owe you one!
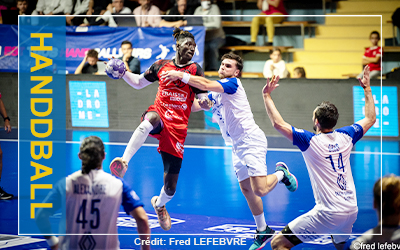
[2,139,399,156]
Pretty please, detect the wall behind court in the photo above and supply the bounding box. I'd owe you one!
[1,73,398,138]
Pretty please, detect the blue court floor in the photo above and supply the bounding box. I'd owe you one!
[0,130,399,250]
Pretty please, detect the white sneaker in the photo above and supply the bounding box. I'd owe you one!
[151,196,171,231]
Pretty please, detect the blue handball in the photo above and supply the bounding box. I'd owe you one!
[105,58,126,79]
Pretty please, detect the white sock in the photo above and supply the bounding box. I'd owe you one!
[122,120,153,163]
[155,186,174,207]
[253,213,267,232]
[274,170,284,182]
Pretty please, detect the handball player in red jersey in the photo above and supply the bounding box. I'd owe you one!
[108,27,212,231]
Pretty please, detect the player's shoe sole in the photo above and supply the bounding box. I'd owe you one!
[275,162,298,192]
[110,157,128,178]
[151,196,172,231]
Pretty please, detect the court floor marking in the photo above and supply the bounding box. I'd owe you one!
[2,139,399,156]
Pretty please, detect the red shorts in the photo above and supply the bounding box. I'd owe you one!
[141,105,187,159]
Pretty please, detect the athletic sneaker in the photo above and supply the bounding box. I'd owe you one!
[109,157,128,178]
[0,186,13,200]
[275,162,298,192]
[249,227,275,250]
[151,196,171,231]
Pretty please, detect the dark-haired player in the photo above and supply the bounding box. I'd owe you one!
[161,52,297,250]
[262,65,376,250]
[108,28,212,231]
[36,136,150,250]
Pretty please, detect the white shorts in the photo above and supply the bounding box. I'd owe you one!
[232,130,268,182]
[288,207,358,244]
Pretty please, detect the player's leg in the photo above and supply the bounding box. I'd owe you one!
[273,208,346,250]
[239,134,297,196]
[331,210,357,250]
[234,153,274,250]
[270,229,300,250]
[250,174,279,197]
[0,144,13,200]
[110,110,161,177]
[151,151,182,231]
[122,111,161,163]
[240,179,275,250]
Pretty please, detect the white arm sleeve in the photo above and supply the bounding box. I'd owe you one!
[122,71,153,89]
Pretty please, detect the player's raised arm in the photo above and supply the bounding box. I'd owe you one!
[105,58,152,90]
[129,207,150,250]
[122,71,153,90]
[160,70,224,93]
[262,75,293,141]
[356,65,377,135]
[191,96,214,112]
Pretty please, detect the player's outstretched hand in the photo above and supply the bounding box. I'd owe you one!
[262,75,280,95]
[198,97,214,110]
[160,70,181,86]
[358,65,370,89]
[4,119,11,133]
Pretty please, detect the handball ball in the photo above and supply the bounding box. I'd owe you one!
[105,59,126,79]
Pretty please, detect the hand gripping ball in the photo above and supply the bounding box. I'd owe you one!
[105,58,126,79]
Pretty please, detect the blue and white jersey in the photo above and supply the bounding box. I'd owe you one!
[292,124,364,213]
[44,169,143,250]
[209,77,262,146]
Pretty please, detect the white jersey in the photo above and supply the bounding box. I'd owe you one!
[43,169,143,250]
[208,77,263,145]
[292,124,364,213]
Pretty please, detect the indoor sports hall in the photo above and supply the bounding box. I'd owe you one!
[1,1,400,249]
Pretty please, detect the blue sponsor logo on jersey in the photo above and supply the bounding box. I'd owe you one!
[351,124,360,132]
[328,143,340,152]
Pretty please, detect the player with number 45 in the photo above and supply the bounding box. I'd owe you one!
[262,65,376,250]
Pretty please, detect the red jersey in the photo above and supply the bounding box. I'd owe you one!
[363,46,382,72]
[144,59,205,129]
[142,59,206,158]
[262,0,288,15]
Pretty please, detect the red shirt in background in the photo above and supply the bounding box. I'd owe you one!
[364,46,382,72]
[262,0,288,15]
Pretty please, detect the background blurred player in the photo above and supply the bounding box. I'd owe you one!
[108,27,212,231]
[161,52,297,250]
[262,65,376,250]
[345,175,400,249]
[0,92,13,200]
[36,136,150,250]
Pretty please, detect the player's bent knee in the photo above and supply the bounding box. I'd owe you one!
[253,187,270,197]
[270,236,280,250]
[271,234,290,250]
[144,112,161,127]
[240,185,252,195]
